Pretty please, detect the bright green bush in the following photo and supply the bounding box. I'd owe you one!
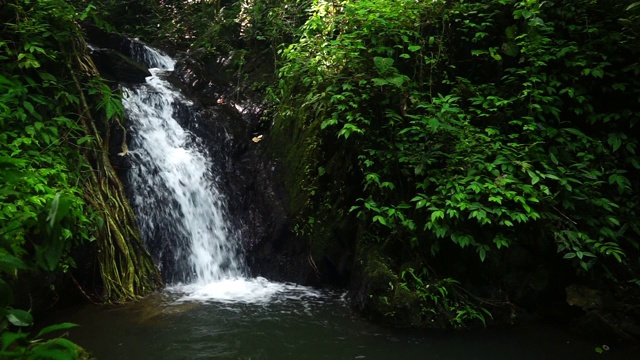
[274,0,640,326]
[2,0,162,356]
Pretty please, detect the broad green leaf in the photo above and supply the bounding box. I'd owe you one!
[0,253,28,273]
[47,193,71,229]
[36,323,78,338]
[627,2,640,11]
[563,128,588,138]
[76,136,93,145]
[373,215,387,226]
[386,75,405,88]
[1,330,27,351]
[373,57,394,70]
[607,134,622,152]
[29,338,79,360]
[6,308,33,327]
[0,74,14,86]
[478,247,487,262]
[371,78,389,86]
[105,100,118,119]
[47,193,61,229]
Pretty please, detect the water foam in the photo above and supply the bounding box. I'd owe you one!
[168,278,323,304]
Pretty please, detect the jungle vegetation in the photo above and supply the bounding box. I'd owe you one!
[1,0,639,358]
[269,0,640,328]
[1,0,161,357]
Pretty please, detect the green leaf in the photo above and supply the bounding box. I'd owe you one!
[386,75,405,88]
[0,254,28,273]
[478,247,487,262]
[0,74,14,86]
[36,323,78,338]
[607,134,622,152]
[105,100,120,119]
[373,215,387,226]
[29,338,79,359]
[489,47,502,61]
[431,210,445,222]
[0,279,14,307]
[607,217,620,226]
[373,57,394,70]
[580,261,589,271]
[47,193,61,229]
[627,2,640,11]
[23,101,35,115]
[46,193,71,228]
[563,128,588,138]
[76,136,93,145]
[6,308,33,327]
[408,45,421,52]
[372,78,389,86]
[1,330,27,351]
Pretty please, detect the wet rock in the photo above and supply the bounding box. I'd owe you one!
[89,48,151,83]
[566,284,602,310]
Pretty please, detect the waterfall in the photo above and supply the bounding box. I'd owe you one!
[123,47,243,285]
[122,44,319,303]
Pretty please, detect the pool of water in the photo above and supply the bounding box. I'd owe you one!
[46,282,637,360]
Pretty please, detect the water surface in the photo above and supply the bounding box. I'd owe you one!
[50,287,636,360]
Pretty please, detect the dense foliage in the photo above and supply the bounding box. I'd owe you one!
[1,0,162,357]
[273,0,640,327]
[2,0,638,352]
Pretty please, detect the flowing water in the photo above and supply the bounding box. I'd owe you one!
[123,47,242,286]
[51,291,637,360]
[51,45,639,359]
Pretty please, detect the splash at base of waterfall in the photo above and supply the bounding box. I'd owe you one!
[167,278,322,304]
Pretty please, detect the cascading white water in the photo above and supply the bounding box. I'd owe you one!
[122,44,319,303]
[124,47,243,285]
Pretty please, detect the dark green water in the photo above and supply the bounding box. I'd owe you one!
[48,287,637,360]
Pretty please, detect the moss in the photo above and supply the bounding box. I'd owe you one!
[266,112,356,277]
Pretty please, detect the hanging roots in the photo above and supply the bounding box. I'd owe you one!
[65,32,162,303]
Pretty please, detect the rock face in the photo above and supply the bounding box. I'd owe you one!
[170,48,324,284]
[84,25,154,83]
[89,48,151,83]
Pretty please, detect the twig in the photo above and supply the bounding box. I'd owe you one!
[552,205,577,225]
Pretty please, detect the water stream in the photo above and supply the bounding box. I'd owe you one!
[51,45,639,359]
[124,47,241,285]
[123,44,312,303]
